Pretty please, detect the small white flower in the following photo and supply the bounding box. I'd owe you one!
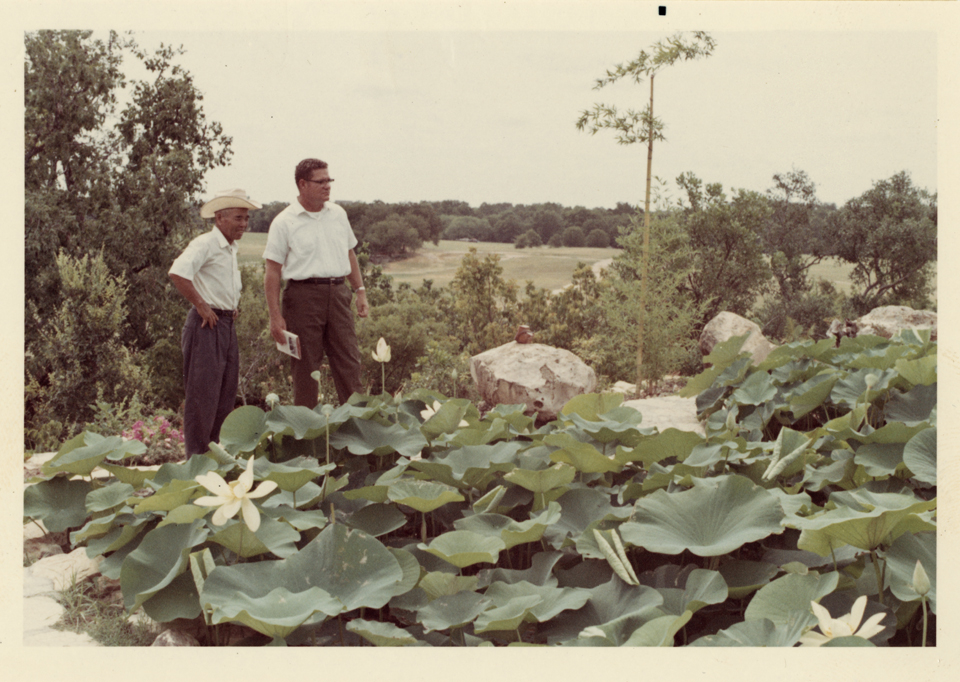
[372,337,391,363]
[194,456,278,532]
[799,595,885,646]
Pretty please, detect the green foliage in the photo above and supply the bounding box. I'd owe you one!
[675,173,772,324]
[25,251,153,449]
[561,226,586,248]
[25,328,936,646]
[514,229,542,249]
[449,249,519,356]
[585,228,611,248]
[831,171,937,314]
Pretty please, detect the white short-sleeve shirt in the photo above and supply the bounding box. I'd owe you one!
[168,227,242,310]
[262,199,358,280]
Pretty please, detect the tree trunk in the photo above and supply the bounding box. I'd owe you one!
[637,73,655,388]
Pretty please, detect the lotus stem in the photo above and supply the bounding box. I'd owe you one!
[921,596,928,647]
[870,550,884,606]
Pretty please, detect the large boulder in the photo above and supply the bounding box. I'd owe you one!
[857,305,937,341]
[470,341,597,421]
[699,312,777,365]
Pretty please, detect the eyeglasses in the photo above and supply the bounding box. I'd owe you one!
[304,178,335,186]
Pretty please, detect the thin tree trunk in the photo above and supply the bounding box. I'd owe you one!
[637,73,655,387]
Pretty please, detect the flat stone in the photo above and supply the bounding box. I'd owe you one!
[29,548,103,591]
[623,395,704,435]
[23,567,56,598]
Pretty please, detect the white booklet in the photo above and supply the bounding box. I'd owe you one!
[276,330,301,359]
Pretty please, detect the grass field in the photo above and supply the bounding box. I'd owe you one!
[237,233,936,300]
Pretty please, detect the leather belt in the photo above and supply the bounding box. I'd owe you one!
[211,308,238,318]
[290,277,345,285]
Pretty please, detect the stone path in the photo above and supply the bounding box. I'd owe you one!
[623,394,703,434]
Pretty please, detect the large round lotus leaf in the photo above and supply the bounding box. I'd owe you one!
[622,612,692,646]
[201,562,342,641]
[219,405,268,454]
[140,569,202,623]
[346,618,419,646]
[883,530,936,613]
[256,457,335,493]
[885,382,937,424]
[792,489,937,555]
[419,530,505,568]
[43,433,143,477]
[619,475,785,557]
[743,571,838,626]
[24,477,92,533]
[345,503,408,537]
[615,429,703,468]
[903,427,936,485]
[299,524,410,610]
[208,516,301,559]
[689,617,806,647]
[454,503,560,550]
[419,572,479,600]
[386,478,464,512]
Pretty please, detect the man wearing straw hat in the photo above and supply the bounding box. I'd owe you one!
[169,188,261,455]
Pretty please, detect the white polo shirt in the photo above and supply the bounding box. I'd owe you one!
[168,227,241,310]
[262,199,358,280]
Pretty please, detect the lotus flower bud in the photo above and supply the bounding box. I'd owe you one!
[912,559,931,597]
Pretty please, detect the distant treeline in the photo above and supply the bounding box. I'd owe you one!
[248,198,839,256]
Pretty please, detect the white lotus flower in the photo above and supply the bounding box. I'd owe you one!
[194,456,278,532]
[372,337,391,363]
[798,595,886,646]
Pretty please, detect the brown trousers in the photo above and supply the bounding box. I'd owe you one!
[282,281,362,407]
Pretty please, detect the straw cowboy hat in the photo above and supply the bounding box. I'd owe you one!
[200,188,262,219]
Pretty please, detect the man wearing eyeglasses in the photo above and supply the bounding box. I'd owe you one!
[263,158,369,407]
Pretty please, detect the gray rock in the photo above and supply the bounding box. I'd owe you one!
[471,341,597,421]
[699,312,776,365]
[151,629,201,646]
[857,305,937,341]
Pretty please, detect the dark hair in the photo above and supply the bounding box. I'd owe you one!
[295,158,328,186]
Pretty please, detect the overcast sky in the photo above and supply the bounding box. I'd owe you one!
[64,3,942,212]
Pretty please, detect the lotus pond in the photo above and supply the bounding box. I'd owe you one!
[23,331,936,646]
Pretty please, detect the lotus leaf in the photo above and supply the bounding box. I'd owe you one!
[561,408,651,446]
[540,576,663,644]
[830,368,898,408]
[261,506,328,531]
[419,398,472,437]
[419,572,479,599]
[85,520,148,556]
[387,478,465,512]
[678,334,749,398]
[344,503,407,537]
[329,416,427,458]
[147,455,219,488]
[504,462,576,495]
[853,442,906,477]
[263,404,327,440]
[902,427,936,484]
[717,560,780,599]
[478,551,563,588]
[619,475,784,556]
[617,429,706,470]
[454,502,560,550]
[485,580,592,625]
[472,485,507,514]
[43,432,143,477]
[894,355,937,387]
[120,519,209,613]
[689,616,806,647]
[543,487,632,549]
[255,457,335,493]
[474,595,543,633]
[621,612,692,646]
[560,392,624,420]
[417,591,490,632]
[218,405,269,454]
[787,372,840,419]
[882,531,936,612]
[730,369,778,406]
[202,569,342,642]
[792,489,937,555]
[744,571,838,626]
[648,568,728,617]
[131,478,199,514]
[209,515,301,558]
[24,477,92,533]
[85,482,135,513]
[418,530,505,568]
[346,619,419,646]
[545,433,622,474]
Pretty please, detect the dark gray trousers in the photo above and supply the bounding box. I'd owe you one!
[181,307,239,456]
[282,281,362,407]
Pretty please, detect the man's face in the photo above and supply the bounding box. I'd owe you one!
[215,208,249,243]
[299,168,333,207]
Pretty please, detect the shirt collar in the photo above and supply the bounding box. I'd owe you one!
[211,226,238,253]
[292,198,330,217]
